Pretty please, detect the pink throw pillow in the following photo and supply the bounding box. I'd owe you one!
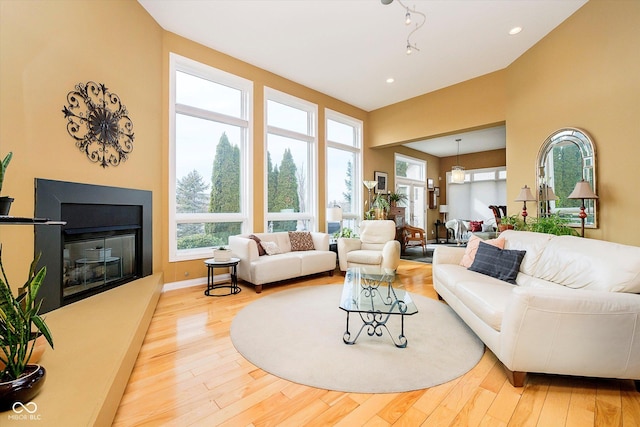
[459,234,505,268]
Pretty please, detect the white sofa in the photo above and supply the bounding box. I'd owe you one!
[337,220,401,272]
[433,230,640,388]
[229,232,336,293]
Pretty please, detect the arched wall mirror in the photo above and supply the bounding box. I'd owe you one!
[537,128,597,229]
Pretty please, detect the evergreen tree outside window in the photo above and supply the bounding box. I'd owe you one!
[265,89,317,232]
[170,54,252,261]
[326,110,362,234]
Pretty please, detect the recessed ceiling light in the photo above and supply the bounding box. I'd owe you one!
[509,27,522,35]
[386,78,395,83]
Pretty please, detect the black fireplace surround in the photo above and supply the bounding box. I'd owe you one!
[35,179,152,313]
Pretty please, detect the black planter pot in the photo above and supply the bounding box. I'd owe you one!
[0,196,13,216]
[0,365,46,412]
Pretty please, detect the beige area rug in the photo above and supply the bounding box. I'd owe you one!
[230,285,484,393]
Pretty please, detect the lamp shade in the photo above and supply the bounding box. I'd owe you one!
[363,180,377,190]
[514,185,536,202]
[439,204,448,214]
[544,186,558,200]
[568,180,598,199]
[451,166,465,184]
[326,206,343,222]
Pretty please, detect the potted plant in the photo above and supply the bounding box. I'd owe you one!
[0,249,53,409]
[371,193,390,220]
[213,245,232,261]
[0,152,13,216]
[388,191,408,207]
[498,214,523,232]
[526,214,579,236]
[333,228,358,239]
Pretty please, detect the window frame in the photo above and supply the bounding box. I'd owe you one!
[169,53,253,262]
[264,87,318,232]
[325,109,363,231]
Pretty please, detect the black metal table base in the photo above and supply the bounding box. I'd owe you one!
[343,310,408,348]
[205,261,241,297]
[342,285,410,348]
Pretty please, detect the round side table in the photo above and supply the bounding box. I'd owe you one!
[204,257,241,296]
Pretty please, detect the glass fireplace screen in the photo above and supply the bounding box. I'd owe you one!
[63,233,136,299]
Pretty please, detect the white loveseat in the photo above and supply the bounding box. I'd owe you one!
[229,232,336,293]
[433,230,640,388]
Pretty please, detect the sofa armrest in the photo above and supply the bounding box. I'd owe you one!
[310,232,330,251]
[381,240,401,271]
[432,246,465,265]
[229,235,259,282]
[499,287,640,378]
[337,238,362,271]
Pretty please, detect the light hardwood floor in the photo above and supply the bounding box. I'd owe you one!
[113,261,640,426]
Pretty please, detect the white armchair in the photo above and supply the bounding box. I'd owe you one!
[337,220,401,272]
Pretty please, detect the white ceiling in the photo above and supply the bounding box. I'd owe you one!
[138,0,586,156]
[404,125,506,157]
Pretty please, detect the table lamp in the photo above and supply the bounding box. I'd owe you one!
[326,206,343,234]
[514,185,536,224]
[439,204,448,222]
[568,179,598,237]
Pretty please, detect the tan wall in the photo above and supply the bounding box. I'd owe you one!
[0,0,163,287]
[368,70,506,147]
[369,0,640,245]
[2,0,638,291]
[0,1,369,287]
[506,0,640,245]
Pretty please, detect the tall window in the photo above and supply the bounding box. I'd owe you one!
[395,154,427,228]
[326,109,362,234]
[265,88,317,232]
[169,53,252,261]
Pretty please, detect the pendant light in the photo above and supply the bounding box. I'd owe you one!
[451,138,465,184]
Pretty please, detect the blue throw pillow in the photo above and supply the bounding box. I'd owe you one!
[468,241,526,284]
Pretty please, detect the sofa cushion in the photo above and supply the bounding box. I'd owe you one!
[469,242,526,284]
[459,234,505,268]
[501,230,554,276]
[288,231,315,251]
[260,241,282,255]
[533,235,640,293]
[251,253,302,284]
[346,250,383,265]
[297,251,336,276]
[249,234,266,256]
[455,279,515,331]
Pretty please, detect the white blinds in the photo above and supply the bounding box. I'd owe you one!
[447,167,507,223]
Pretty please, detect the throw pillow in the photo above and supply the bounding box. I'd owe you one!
[288,231,315,251]
[459,234,505,268]
[260,241,281,256]
[469,220,483,232]
[468,241,526,284]
[249,234,266,256]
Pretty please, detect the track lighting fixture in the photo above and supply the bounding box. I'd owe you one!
[382,0,426,55]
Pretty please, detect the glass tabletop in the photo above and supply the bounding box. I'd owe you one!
[339,267,418,316]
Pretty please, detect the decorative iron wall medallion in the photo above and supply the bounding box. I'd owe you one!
[62,81,134,167]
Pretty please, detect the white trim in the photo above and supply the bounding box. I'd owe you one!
[162,273,231,292]
[169,53,253,262]
[325,109,363,225]
[264,87,318,231]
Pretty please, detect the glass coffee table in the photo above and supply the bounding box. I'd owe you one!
[339,267,418,348]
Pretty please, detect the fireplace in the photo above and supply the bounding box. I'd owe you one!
[35,179,152,313]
